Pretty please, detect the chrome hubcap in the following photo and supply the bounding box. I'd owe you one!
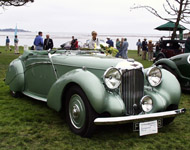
[69,94,86,129]
[72,104,80,119]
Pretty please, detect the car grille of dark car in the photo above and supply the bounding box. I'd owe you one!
[121,69,144,115]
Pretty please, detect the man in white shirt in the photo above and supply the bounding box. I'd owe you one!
[88,31,100,49]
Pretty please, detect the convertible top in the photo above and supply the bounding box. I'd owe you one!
[20,50,49,60]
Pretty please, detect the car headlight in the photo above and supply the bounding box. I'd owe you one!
[146,67,162,87]
[140,96,153,113]
[103,68,121,90]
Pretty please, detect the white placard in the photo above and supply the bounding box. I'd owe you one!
[24,45,29,51]
[139,120,158,136]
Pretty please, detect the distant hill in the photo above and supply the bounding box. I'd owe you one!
[0,28,30,32]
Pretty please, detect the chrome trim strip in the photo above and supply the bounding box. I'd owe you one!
[94,108,186,125]
[23,91,47,102]
[26,62,51,68]
[48,53,58,80]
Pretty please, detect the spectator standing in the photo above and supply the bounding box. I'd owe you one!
[70,36,76,50]
[70,36,79,50]
[5,36,11,51]
[34,31,44,50]
[147,40,154,61]
[155,42,161,56]
[44,34,54,50]
[136,39,142,56]
[14,35,19,54]
[106,37,114,47]
[115,38,122,57]
[142,38,148,60]
[89,31,100,49]
[121,38,129,59]
[185,36,190,53]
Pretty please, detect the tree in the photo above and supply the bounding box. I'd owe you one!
[132,0,190,40]
[0,0,33,7]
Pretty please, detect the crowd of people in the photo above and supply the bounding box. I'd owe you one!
[33,32,54,50]
[136,38,156,61]
[1,31,157,61]
[3,30,190,60]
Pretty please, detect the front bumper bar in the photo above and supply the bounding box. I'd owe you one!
[94,108,186,125]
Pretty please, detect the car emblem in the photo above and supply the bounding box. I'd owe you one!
[131,64,139,67]
[188,55,190,64]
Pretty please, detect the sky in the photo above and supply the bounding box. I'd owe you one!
[0,0,190,35]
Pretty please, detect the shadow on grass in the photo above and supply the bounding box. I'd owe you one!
[11,92,138,138]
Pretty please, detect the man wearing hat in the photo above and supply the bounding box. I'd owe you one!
[106,37,114,47]
[147,40,155,61]
[142,38,148,60]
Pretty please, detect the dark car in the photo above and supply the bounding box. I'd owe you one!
[154,40,185,62]
[154,53,190,91]
[60,41,83,50]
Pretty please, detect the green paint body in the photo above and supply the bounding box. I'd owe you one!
[5,50,182,117]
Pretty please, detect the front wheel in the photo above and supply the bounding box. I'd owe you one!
[65,86,97,137]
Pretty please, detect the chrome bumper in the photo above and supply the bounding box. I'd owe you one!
[94,108,186,125]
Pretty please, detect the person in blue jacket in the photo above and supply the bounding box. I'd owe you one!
[106,37,114,47]
[5,36,11,51]
[34,31,44,50]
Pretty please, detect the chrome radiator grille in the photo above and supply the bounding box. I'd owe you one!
[122,69,144,115]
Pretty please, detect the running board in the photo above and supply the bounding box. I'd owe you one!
[23,91,47,102]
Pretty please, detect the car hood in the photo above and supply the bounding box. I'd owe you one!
[51,53,143,71]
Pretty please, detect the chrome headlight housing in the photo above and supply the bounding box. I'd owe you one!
[103,68,121,90]
[140,96,153,113]
[146,67,162,87]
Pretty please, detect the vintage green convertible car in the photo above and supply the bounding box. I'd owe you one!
[5,50,185,137]
[154,53,190,91]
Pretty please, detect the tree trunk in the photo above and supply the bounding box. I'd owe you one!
[171,0,183,40]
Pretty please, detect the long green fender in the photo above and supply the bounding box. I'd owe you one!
[144,69,181,113]
[47,69,125,116]
[5,59,24,92]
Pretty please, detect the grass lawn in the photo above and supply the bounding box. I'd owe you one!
[0,47,190,150]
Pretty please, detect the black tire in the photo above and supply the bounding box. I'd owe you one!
[10,90,22,98]
[65,85,97,137]
[163,105,178,126]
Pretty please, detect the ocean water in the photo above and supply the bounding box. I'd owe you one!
[0,32,164,50]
